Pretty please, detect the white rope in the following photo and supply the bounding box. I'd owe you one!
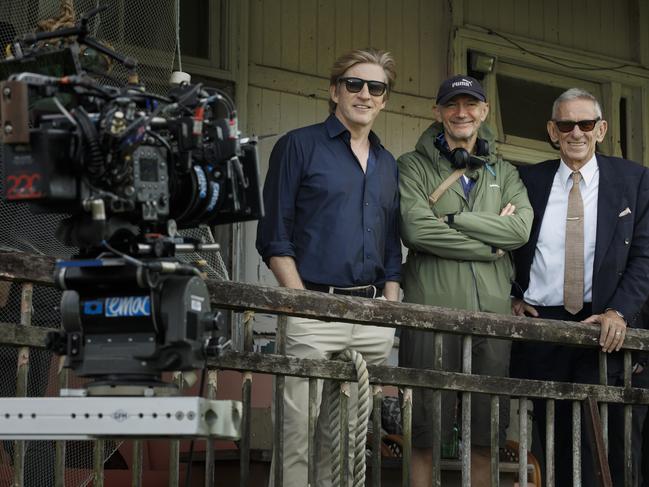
[326,348,371,487]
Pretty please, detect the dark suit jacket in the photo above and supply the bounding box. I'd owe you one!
[513,154,649,322]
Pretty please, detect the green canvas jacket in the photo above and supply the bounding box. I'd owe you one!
[398,122,533,314]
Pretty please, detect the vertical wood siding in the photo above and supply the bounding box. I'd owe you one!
[250,0,450,98]
[463,0,640,62]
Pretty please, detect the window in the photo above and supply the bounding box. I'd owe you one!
[497,75,563,143]
[492,62,603,161]
[180,0,211,60]
[179,0,235,79]
[454,28,649,166]
[619,85,644,162]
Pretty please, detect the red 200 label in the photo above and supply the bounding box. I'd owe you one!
[6,173,43,199]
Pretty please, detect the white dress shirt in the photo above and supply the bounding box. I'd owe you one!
[524,155,599,306]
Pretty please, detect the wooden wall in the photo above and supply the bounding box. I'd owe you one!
[462,0,643,63]
[245,0,455,152]
[249,0,450,98]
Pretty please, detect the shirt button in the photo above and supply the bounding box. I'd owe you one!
[365,202,369,206]
[367,228,371,232]
[624,238,630,245]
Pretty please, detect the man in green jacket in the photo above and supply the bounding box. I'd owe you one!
[398,75,532,487]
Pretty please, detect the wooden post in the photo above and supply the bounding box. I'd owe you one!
[240,310,254,486]
[272,315,287,487]
[339,382,350,487]
[623,352,633,487]
[54,363,68,487]
[370,385,382,487]
[599,351,609,453]
[239,371,252,486]
[583,396,612,487]
[93,439,105,487]
[168,373,183,487]
[490,395,500,487]
[432,333,443,487]
[13,283,33,487]
[518,398,528,487]
[401,388,413,487]
[204,370,218,487]
[461,335,472,487]
[546,399,555,487]
[308,378,318,486]
[131,440,143,487]
[572,401,582,487]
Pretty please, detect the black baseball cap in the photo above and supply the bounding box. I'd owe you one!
[436,75,486,105]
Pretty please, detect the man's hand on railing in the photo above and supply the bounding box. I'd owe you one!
[583,309,627,353]
[511,297,539,317]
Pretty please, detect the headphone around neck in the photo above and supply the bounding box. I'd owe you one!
[434,132,490,171]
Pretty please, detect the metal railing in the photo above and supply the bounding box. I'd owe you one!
[1,251,649,486]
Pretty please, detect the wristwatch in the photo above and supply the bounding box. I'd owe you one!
[604,308,626,323]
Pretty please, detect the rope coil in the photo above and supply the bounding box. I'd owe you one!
[325,348,371,487]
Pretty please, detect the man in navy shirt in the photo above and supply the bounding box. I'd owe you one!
[256,48,401,486]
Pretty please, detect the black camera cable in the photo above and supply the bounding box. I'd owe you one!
[72,106,105,180]
[99,240,201,277]
[202,87,235,117]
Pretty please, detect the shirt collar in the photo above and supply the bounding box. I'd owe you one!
[325,113,383,149]
[558,154,598,189]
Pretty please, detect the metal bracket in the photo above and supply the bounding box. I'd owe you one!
[0,396,242,440]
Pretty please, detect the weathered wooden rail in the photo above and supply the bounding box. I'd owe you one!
[0,251,648,487]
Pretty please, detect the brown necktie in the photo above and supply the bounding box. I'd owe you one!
[564,171,584,314]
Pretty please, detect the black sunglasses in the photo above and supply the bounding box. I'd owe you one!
[553,118,601,133]
[338,77,388,96]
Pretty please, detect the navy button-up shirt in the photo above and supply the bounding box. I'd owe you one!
[256,114,401,287]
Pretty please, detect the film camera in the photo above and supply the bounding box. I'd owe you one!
[0,11,263,396]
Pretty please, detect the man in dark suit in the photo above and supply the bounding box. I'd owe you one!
[511,88,649,486]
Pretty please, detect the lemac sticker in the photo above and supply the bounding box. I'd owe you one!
[104,296,151,317]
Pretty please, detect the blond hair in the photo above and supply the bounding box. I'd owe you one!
[328,48,396,113]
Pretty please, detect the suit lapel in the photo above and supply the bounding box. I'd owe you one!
[593,155,624,277]
[529,161,560,246]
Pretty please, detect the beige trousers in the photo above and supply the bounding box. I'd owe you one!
[269,315,395,487]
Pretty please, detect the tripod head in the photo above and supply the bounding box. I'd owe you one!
[46,239,230,395]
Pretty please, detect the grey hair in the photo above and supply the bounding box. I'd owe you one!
[552,88,603,119]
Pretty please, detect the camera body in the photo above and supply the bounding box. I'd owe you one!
[1,57,263,250]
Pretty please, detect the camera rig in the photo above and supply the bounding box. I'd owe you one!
[0,6,261,427]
